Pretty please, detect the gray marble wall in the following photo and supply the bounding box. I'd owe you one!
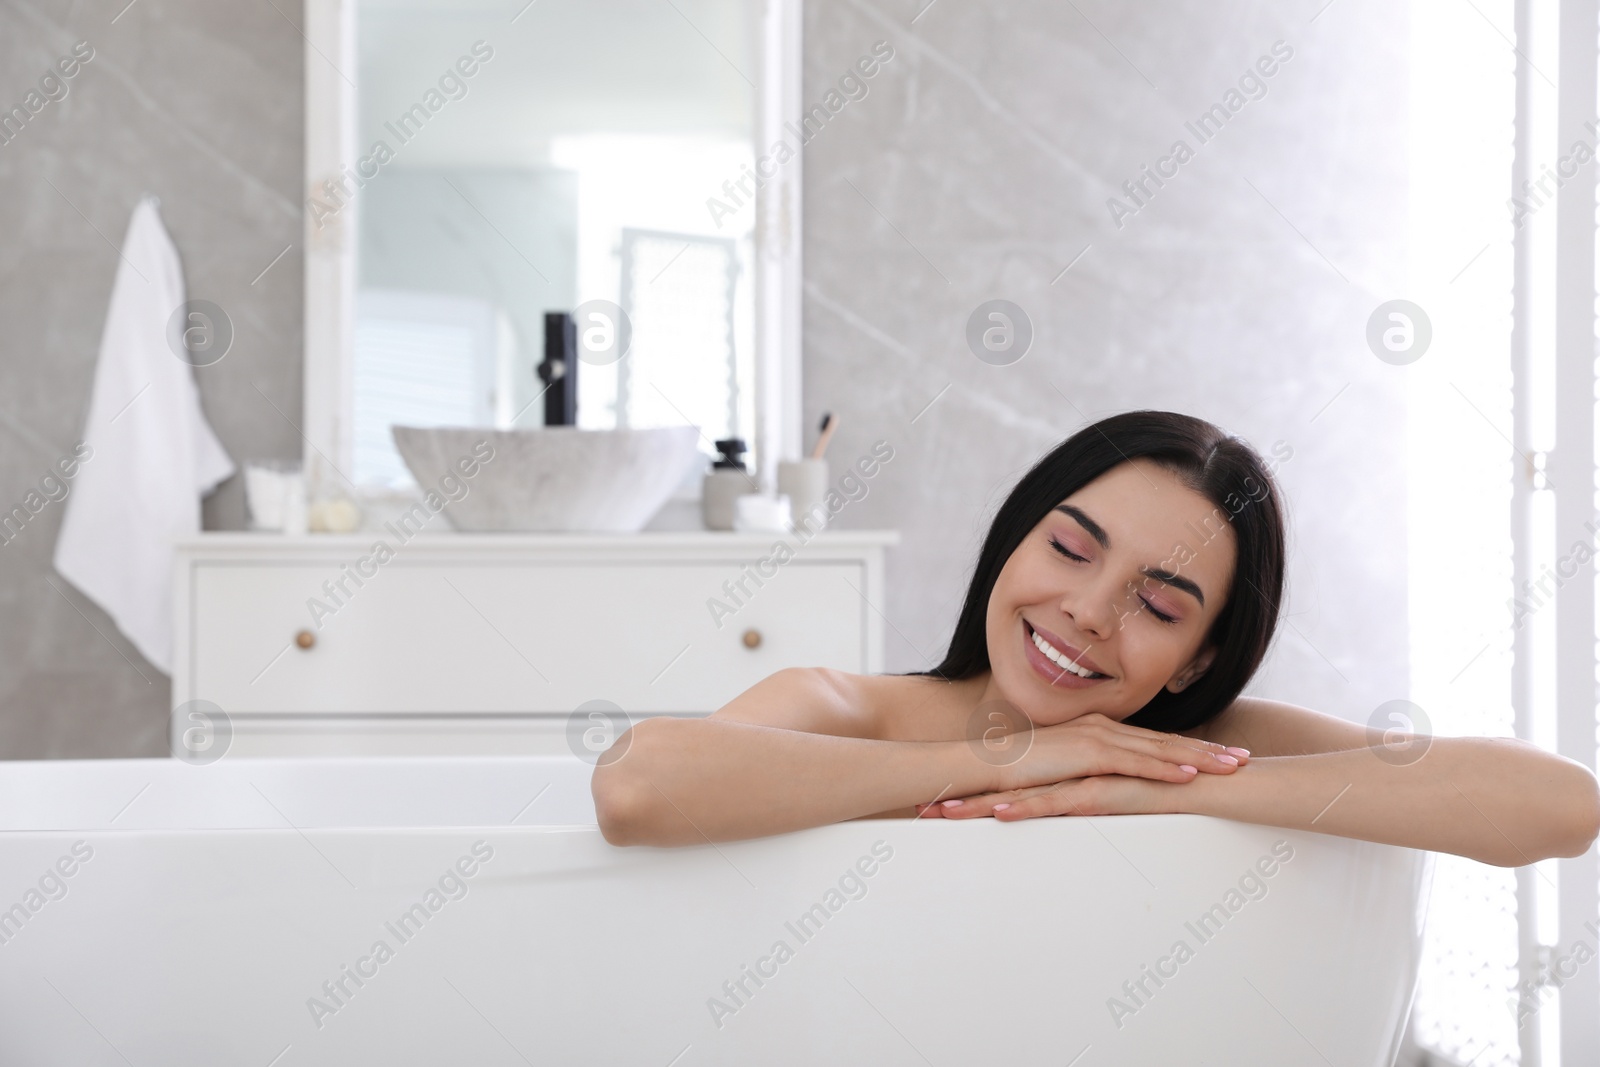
[802,0,1411,719]
[0,0,1406,757]
[0,0,301,756]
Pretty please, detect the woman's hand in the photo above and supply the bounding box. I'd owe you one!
[916,773,1190,820]
[920,715,1250,820]
[976,711,1249,794]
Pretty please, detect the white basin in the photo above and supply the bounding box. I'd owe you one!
[391,424,703,532]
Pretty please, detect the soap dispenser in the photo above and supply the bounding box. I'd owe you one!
[702,438,756,530]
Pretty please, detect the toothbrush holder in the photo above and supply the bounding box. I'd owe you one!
[777,458,830,534]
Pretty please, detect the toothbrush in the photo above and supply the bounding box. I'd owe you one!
[810,413,836,460]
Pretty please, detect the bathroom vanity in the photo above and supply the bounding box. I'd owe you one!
[171,530,896,757]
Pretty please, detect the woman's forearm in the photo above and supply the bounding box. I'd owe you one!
[591,716,997,847]
[1176,735,1600,867]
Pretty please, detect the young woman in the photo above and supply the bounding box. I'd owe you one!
[591,410,1600,865]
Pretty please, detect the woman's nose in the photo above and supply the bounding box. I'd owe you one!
[1058,582,1119,640]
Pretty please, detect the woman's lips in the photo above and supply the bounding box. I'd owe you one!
[1023,620,1110,688]
[1026,620,1108,675]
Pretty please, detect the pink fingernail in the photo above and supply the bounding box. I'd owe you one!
[1179,765,1198,773]
[1227,747,1251,758]
[993,803,1010,811]
[942,799,962,807]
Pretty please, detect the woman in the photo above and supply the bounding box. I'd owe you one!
[592,410,1600,865]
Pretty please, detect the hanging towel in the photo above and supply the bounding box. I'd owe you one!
[52,195,236,676]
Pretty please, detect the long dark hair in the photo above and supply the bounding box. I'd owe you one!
[910,410,1288,733]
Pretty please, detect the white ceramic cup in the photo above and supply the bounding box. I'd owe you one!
[778,458,830,533]
[244,462,297,531]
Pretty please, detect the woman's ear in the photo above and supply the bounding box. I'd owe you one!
[1168,645,1218,692]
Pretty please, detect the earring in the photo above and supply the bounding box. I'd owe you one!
[1173,678,1186,690]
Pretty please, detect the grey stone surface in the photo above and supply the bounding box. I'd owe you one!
[802,0,1410,721]
[0,0,301,757]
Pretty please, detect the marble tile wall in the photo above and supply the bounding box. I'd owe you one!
[0,0,301,756]
[802,0,1411,720]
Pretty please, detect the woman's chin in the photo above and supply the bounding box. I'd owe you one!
[999,666,1133,727]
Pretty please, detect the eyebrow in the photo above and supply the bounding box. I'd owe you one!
[1052,504,1207,608]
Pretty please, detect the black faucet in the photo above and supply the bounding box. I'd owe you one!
[538,311,578,426]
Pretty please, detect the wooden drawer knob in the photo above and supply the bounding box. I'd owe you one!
[741,628,762,649]
[295,629,316,650]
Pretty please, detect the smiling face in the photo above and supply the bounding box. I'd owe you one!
[979,458,1237,725]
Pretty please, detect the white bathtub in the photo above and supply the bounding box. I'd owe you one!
[0,757,1431,1065]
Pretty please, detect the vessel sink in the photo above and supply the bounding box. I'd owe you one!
[391,424,704,532]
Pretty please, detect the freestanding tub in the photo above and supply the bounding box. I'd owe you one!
[0,757,1432,1065]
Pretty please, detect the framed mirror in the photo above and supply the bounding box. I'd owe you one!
[301,0,802,519]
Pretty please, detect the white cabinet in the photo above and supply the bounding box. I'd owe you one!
[172,531,896,756]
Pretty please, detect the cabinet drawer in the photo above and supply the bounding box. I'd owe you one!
[191,560,866,713]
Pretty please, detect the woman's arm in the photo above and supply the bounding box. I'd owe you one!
[1175,736,1600,866]
[1187,697,1600,864]
[590,716,994,847]
[590,668,999,846]
[595,670,1259,847]
[1184,695,1374,756]
[938,738,1600,866]
[935,697,1600,866]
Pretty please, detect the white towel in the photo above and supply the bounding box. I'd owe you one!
[53,195,236,676]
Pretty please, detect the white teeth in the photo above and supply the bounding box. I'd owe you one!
[1031,628,1100,678]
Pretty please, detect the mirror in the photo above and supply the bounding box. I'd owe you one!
[301,0,801,506]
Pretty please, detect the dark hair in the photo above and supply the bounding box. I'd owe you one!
[909,410,1288,733]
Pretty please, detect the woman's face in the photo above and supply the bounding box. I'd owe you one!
[983,458,1237,725]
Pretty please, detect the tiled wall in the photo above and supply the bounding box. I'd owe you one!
[802,0,1411,717]
[0,0,301,756]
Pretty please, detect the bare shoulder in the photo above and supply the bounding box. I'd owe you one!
[852,672,977,742]
[1188,695,1373,758]
[706,666,885,740]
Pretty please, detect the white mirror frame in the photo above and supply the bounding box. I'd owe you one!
[301,0,803,511]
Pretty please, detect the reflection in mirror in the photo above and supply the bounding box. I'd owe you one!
[351,0,758,489]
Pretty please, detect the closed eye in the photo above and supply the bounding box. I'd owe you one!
[1048,536,1180,625]
[1048,535,1087,563]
